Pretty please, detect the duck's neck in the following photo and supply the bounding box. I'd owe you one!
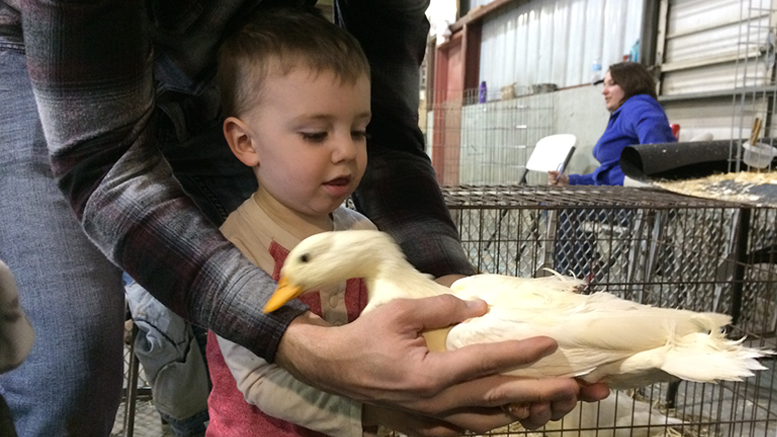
[362,247,451,310]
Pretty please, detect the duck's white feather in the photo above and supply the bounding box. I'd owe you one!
[538,392,685,437]
[279,230,772,389]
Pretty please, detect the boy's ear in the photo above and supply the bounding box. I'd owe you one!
[224,116,260,167]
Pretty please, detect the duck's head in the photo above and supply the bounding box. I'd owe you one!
[262,230,401,313]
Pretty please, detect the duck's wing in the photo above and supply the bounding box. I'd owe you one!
[449,273,582,301]
[446,277,746,384]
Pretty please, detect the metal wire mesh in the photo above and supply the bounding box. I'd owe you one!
[424,184,777,437]
[730,0,777,172]
[114,186,777,437]
[429,87,554,186]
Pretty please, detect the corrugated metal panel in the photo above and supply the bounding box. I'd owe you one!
[660,0,773,95]
[664,0,754,64]
[662,95,770,141]
[478,0,644,92]
[662,61,770,95]
[659,0,776,162]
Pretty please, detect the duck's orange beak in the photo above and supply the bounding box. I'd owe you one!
[262,276,304,313]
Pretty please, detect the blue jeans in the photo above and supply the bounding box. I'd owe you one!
[0,46,126,436]
[0,46,253,436]
[0,1,430,433]
[124,275,209,436]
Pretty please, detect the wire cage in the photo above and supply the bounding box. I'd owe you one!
[428,86,555,186]
[114,185,777,437]
[730,0,777,173]
[408,184,777,437]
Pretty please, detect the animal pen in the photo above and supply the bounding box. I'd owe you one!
[436,184,777,437]
[114,185,777,437]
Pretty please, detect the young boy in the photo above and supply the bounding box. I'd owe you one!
[207,8,405,437]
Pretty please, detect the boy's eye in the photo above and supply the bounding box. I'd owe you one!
[351,130,368,140]
[301,132,327,142]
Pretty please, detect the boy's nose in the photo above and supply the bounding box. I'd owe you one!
[332,134,359,162]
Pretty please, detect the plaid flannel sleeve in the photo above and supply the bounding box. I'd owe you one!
[343,0,476,278]
[20,0,304,363]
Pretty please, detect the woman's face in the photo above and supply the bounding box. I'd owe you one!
[602,70,625,112]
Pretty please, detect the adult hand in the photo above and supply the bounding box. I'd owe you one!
[363,377,609,436]
[363,404,466,437]
[275,295,609,432]
[548,171,569,186]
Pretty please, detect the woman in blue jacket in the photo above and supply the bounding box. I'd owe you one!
[549,62,676,186]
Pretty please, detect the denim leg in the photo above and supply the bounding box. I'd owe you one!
[125,280,209,435]
[0,47,125,436]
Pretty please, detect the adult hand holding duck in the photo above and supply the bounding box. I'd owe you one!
[266,229,771,393]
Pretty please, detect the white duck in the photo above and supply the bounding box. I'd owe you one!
[263,229,771,389]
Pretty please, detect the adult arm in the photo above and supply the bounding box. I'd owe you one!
[633,103,676,145]
[20,0,302,361]
[567,173,595,185]
[339,0,475,279]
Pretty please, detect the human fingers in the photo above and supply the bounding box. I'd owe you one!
[418,335,559,392]
[405,294,489,331]
[437,376,582,431]
[547,171,560,185]
[518,402,551,430]
[434,406,517,434]
[374,408,466,437]
[398,294,559,378]
[503,379,579,430]
[422,371,579,416]
[577,381,610,402]
[277,302,562,417]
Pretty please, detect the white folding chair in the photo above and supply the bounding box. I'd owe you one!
[519,134,577,184]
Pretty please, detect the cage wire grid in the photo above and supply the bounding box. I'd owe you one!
[429,86,554,186]
[730,0,777,173]
[114,186,777,437]
[414,185,776,437]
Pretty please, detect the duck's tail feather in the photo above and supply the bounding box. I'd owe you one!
[662,331,772,383]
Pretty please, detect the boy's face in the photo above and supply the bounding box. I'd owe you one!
[241,68,371,219]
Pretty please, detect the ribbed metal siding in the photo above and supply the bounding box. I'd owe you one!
[478,0,644,92]
[660,0,772,95]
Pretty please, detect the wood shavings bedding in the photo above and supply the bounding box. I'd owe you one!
[654,171,777,207]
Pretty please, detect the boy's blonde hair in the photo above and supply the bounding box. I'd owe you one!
[218,8,371,118]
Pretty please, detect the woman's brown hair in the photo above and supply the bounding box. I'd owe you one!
[608,62,657,102]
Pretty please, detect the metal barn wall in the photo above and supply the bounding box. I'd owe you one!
[477,0,644,93]
[659,0,772,96]
[657,0,776,142]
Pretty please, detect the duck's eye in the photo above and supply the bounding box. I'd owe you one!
[299,253,310,263]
